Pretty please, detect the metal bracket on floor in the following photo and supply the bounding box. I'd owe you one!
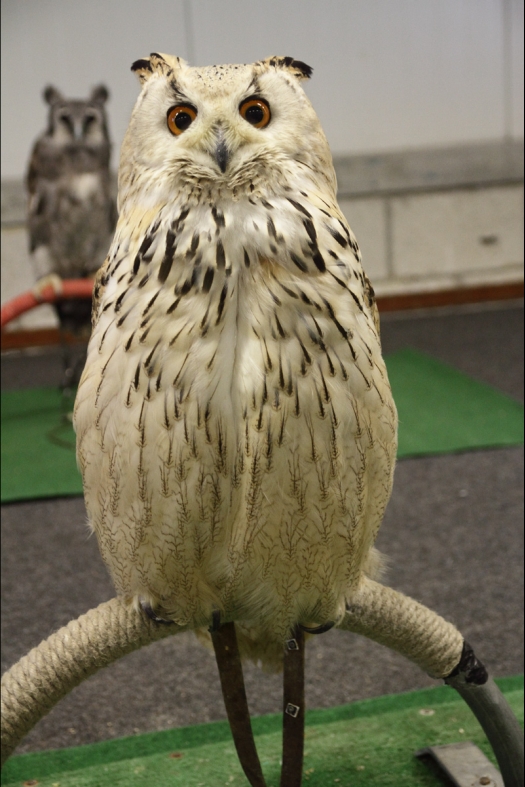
[416,742,503,787]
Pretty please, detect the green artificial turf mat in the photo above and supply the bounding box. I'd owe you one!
[2,676,522,786]
[1,349,523,502]
[389,349,524,458]
[1,387,81,502]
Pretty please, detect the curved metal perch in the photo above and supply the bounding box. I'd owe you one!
[445,665,524,787]
[341,580,524,787]
[2,580,523,786]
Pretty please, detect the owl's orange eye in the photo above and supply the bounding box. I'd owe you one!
[239,98,271,128]
[167,105,197,135]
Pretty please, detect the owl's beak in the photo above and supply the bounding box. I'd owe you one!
[213,132,230,173]
[73,121,84,142]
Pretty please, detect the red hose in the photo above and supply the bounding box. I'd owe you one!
[1,279,94,329]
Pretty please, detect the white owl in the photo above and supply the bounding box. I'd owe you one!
[27,85,116,334]
[74,53,397,673]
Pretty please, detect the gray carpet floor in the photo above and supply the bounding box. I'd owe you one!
[1,302,523,754]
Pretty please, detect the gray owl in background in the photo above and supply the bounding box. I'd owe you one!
[26,85,117,336]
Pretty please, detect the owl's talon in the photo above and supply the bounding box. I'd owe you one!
[140,600,174,625]
[208,608,222,632]
[32,273,64,303]
[298,620,335,635]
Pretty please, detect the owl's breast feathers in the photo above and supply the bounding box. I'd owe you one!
[26,132,115,279]
[75,190,397,661]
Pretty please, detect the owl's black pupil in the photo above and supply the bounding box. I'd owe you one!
[245,105,264,124]
[175,112,193,130]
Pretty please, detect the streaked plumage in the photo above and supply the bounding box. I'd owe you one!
[74,54,397,670]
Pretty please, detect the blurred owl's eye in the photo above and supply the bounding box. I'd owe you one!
[239,98,271,128]
[59,114,74,133]
[167,105,197,135]
[83,113,97,131]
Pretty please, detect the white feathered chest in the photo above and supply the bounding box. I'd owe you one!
[74,54,397,667]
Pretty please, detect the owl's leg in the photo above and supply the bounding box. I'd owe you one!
[280,627,306,787]
[211,622,267,787]
[55,328,85,421]
[53,305,91,413]
[31,273,71,397]
[58,337,88,403]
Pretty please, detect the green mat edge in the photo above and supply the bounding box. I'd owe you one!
[2,675,522,782]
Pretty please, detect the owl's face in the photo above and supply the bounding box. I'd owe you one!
[122,54,333,198]
[43,85,110,148]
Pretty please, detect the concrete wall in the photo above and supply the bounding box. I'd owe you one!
[2,1,523,330]
[336,141,524,296]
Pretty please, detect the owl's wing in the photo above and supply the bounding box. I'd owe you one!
[91,254,111,326]
[322,198,383,341]
[363,272,381,341]
[26,144,41,198]
[26,141,52,254]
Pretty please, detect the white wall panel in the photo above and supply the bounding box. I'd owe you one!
[1,0,522,180]
[191,0,508,155]
[509,0,524,138]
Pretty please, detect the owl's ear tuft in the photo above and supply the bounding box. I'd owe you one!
[43,86,64,105]
[131,53,187,85]
[131,58,154,85]
[261,56,313,80]
[91,85,109,104]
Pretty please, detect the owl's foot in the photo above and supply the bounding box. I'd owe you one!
[32,273,64,302]
[139,599,175,625]
[299,620,335,635]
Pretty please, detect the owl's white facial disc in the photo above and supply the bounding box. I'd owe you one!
[122,56,332,199]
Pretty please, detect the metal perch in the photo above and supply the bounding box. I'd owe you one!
[1,578,523,785]
[0,279,94,329]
